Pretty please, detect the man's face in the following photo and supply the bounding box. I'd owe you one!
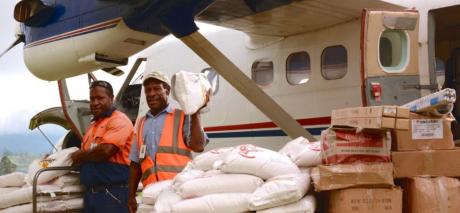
[90,86,113,117]
[144,79,169,112]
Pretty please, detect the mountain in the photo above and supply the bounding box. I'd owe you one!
[0,131,66,155]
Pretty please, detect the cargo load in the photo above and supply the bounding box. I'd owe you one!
[328,187,402,213]
[331,106,410,130]
[321,127,391,164]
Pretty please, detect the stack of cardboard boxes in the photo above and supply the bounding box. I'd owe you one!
[312,104,460,212]
[391,112,460,213]
[312,106,410,213]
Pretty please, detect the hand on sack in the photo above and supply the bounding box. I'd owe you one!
[197,90,211,112]
[70,150,84,166]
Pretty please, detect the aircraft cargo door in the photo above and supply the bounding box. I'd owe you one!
[361,9,421,106]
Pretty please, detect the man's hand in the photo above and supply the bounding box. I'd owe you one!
[70,150,85,166]
[128,196,138,213]
[198,89,211,112]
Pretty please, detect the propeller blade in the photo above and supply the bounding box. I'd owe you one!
[0,35,24,59]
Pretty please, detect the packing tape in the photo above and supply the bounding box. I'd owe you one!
[435,178,449,213]
[422,151,435,174]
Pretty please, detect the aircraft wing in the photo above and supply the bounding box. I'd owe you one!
[197,0,407,36]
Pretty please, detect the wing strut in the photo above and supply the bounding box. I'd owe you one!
[180,31,315,141]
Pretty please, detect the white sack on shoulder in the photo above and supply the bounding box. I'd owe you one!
[176,172,263,198]
[249,173,310,210]
[215,144,300,180]
[256,195,316,213]
[172,193,251,213]
[279,137,322,167]
[141,180,172,205]
[26,147,79,185]
[171,71,211,115]
[153,188,182,213]
[192,147,233,171]
[0,172,26,188]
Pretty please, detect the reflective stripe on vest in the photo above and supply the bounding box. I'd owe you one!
[136,109,192,187]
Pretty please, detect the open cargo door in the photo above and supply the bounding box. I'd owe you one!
[362,9,421,106]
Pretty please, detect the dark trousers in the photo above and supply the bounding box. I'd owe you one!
[84,186,128,213]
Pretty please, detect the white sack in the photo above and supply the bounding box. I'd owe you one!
[49,173,80,187]
[249,173,310,210]
[215,144,300,180]
[141,180,173,205]
[172,193,251,213]
[192,147,233,171]
[153,188,182,213]
[0,185,85,209]
[256,195,316,213]
[0,172,26,188]
[171,71,211,115]
[0,187,21,194]
[137,204,154,213]
[0,198,83,213]
[279,137,322,167]
[26,147,79,185]
[176,172,263,198]
[172,168,205,190]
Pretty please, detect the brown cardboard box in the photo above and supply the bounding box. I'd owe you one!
[328,187,402,213]
[392,113,454,151]
[403,177,460,213]
[392,149,460,178]
[311,163,394,191]
[321,127,391,164]
[331,106,409,130]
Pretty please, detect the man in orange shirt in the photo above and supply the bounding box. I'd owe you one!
[71,81,134,213]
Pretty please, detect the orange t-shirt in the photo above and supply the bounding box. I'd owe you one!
[82,110,134,165]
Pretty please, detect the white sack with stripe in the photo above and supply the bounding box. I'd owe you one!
[176,171,263,198]
[214,144,300,180]
[256,195,316,213]
[141,180,173,205]
[279,137,322,167]
[249,173,310,210]
[171,193,251,213]
[171,71,211,115]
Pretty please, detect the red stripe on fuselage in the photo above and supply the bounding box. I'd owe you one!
[204,116,331,132]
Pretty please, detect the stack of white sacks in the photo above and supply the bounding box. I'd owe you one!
[0,147,84,213]
[139,137,321,213]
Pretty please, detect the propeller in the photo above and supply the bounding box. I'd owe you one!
[0,34,24,59]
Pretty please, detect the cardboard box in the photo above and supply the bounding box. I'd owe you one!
[403,177,460,213]
[392,113,454,151]
[392,149,460,178]
[331,106,409,130]
[321,127,391,164]
[311,163,394,191]
[328,187,402,213]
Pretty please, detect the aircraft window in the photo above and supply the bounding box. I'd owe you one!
[321,45,347,80]
[379,29,408,73]
[252,59,274,86]
[201,68,220,95]
[286,51,311,85]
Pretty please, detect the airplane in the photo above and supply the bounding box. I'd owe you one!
[4,0,460,151]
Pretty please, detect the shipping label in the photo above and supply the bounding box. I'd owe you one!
[411,119,443,139]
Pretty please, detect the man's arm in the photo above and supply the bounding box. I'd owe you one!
[128,162,142,213]
[71,144,119,165]
[188,113,205,152]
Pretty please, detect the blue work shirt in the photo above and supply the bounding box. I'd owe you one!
[129,104,208,163]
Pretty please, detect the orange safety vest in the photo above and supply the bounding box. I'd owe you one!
[135,109,192,187]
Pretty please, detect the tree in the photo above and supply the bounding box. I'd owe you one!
[0,156,17,175]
